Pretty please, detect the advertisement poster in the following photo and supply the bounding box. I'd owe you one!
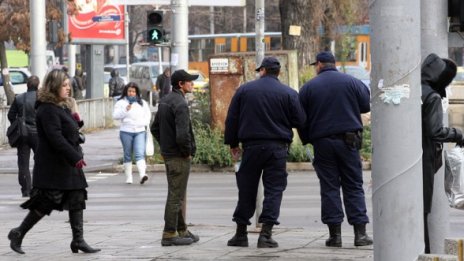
[67,0,125,44]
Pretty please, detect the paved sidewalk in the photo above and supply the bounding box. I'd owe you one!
[0,128,376,260]
[0,171,374,261]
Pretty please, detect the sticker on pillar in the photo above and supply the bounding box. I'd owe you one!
[379,84,410,105]
[210,58,229,73]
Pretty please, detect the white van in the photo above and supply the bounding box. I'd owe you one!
[130,62,170,105]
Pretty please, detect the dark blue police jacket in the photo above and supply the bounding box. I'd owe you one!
[298,67,370,144]
[224,75,306,148]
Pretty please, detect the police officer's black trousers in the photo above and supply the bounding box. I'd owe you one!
[312,137,369,225]
[232,142,288,225]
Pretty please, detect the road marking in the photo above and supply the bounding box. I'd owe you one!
[86,172,119,183]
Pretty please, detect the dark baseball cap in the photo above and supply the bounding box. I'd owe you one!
[310,51,336,65]
[171,69,199,86]
[255,57,281,72]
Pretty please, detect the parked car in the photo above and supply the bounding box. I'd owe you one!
[0,67,31,105]
[337,65,370,89]
[188,69,209,93]
[130,61,170,105]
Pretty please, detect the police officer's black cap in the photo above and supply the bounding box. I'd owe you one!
[171,69,199,86]
[255,57,281,72]
[310,51,336,65]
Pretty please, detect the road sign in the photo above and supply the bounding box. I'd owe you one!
[92,15,121,22]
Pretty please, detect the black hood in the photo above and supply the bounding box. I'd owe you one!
[421,53,457,98]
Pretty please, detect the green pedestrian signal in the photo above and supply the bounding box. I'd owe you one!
[147,28,164,44]
[146,10,165,44]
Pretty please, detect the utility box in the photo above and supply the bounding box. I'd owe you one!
[208,50,298,131]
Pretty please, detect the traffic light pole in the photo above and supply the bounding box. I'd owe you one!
[254,0,265,229]
[125,6,130,82]
[170,0,189,71]
[29,0,47,80]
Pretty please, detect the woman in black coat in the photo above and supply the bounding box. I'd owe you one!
[7,69,100,255]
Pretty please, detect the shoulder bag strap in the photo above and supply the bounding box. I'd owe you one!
[21,94,26,118]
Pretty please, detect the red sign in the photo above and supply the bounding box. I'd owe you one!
[68,0,125,44]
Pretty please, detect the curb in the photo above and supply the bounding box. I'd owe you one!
[86,161,372,174]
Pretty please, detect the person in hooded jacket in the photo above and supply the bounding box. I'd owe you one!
[421,53,464,253]
[7,69,100,255]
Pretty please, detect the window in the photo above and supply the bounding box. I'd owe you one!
[10,71,27,85]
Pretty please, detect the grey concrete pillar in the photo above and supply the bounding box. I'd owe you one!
[370,0,424,260]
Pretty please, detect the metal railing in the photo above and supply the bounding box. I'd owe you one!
[0,98,114,146]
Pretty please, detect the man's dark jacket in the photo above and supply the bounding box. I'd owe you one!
[151,88,196,158]
[8,90,38,134]
[421,53,463,213]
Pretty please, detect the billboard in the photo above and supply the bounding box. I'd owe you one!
[67,0,126,44]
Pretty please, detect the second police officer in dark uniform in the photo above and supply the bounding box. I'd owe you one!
[298,51,373,247]
[224,56,306,248]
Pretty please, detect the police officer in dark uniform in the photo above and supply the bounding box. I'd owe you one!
[224,56,306,248]
[298,51,372,247]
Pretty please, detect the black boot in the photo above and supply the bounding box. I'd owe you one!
[353,224,373,246]
[8,210,44,254]
[257,223,278,248]
[69,210,101,253]
[326,224,342,247]
[227,224,248,247]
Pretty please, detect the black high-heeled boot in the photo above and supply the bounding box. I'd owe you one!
[8,210,44,254]
[69,210,101,253]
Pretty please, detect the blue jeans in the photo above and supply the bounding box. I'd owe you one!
[119,131,146,163]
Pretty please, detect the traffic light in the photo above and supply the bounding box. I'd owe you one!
[147,11,165,44]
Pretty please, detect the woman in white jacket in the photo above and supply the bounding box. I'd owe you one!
[112,82,152,184]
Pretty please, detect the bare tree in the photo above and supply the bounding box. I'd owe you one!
[0,0,62,105]
[279,0,368,69]
[280,0,323,68]
[188,0,280,35]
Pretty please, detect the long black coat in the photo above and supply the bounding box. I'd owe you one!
[421,54,462,213]
[33,100,87,190]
